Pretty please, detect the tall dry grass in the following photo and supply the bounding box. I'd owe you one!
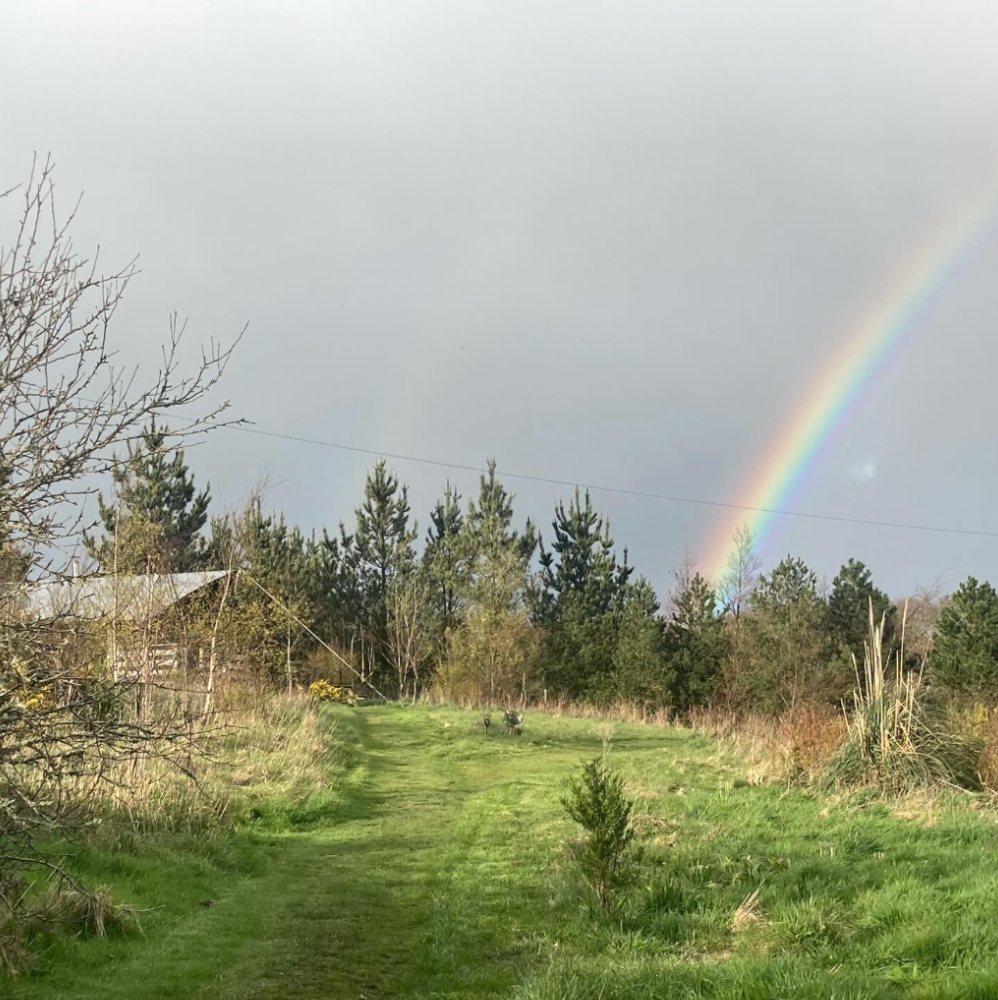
[825,603,982,794]
[946,701,998,791]
[77,686,341,836]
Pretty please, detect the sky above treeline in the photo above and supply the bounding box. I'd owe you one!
[2,0,997,599]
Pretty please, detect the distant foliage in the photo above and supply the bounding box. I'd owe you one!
[930,577,998,695]
[441,549,540,706]
[74,416,998,723]
[612,578,672,706]
[562,756,640,911]
[422,481,466,664]
[727,556,832,713]
[663,571,725,710]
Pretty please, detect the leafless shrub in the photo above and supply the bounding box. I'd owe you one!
[0,156,240,952]
[385,573,430,701]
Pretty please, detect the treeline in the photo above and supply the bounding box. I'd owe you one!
[86,423,998,711]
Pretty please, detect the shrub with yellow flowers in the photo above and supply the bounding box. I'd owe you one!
[4,659,53,715]
[308,679,358,706]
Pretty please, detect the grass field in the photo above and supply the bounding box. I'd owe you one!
[11,704,998,999]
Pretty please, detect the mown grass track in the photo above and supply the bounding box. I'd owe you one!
[14,705,998,999]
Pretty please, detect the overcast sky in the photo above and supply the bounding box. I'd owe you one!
[2,0,997,597]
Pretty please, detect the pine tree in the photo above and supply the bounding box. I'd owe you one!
[464,458,537,567]
[753,556,819,611]
[461,459,538,624]
[240,507,314,688]
[734,555,831,712]
[613,578,672,707]
[440,462,540,705]
[423,481,466,662]
[540,488,632,621]
[353,461,418,683]
[827,558,895,660]
[931,577,998,694]
[664,572,725,709]
[85,420,210,573]
[539,489,635,699]
[305,525,364,650]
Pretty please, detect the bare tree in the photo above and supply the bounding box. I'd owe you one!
[897,576,946,663]
[441,548,540,707]
[385,573,429,701]
[0,156,240,564]
[717,524,761,622]
[0,157,241,956]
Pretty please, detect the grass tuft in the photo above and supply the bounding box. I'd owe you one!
[824,603,982,794]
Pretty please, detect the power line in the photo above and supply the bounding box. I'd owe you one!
[26,379,990,542]
[227,424,998,541]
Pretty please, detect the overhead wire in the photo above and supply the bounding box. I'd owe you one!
[227,424,998,541]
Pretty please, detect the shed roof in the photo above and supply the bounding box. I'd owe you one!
[11,572,229,621]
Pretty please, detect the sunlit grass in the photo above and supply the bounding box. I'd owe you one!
[9,704,998,999]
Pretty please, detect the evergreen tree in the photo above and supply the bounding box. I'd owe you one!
[664,572,725,709]
[353,461,418,683]
[442,546,539,706]
[461,458,538,624]
[439,462,540,705]
[464,458,537,568]
[733,555,831,712]
[423,481,466,662]
[239,507,314,688]
[613,578,672,707]
[305,524,364,650]
[931,577,998,694]
[827,558,895,661]
[540,488,632,621]
[203,501,364,687]
[85,420,210,573]
[753,556,819,611]
[539,489,635,699]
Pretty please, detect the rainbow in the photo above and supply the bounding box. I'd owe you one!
[705,183,998,581]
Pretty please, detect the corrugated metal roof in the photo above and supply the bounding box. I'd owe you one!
[10,572,229,621]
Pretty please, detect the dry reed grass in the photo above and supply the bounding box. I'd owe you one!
[949,702,998,791]
[825,603,982,794]
[79,686,337,836]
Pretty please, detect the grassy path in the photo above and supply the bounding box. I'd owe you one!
[16,706,656,999]
[15,705,998,999]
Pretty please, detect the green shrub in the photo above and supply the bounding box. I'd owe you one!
[562,757,640,911]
